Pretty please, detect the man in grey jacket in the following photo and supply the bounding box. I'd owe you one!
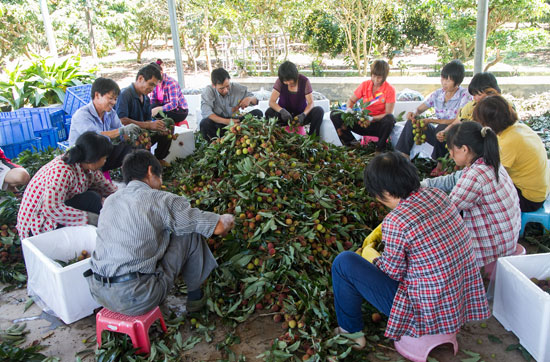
[85,150,234,315]
[200,67,263,142]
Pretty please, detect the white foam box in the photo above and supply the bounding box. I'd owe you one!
[493,253,550,362]
[164,127,196,163]
[21,225,100,324]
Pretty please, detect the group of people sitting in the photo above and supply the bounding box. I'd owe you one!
[2,57,548,351]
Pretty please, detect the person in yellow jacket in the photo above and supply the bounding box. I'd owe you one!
[474,95,550,212]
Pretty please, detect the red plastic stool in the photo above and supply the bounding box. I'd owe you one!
[361,135,379,145]
[394,333,458,362]
[102,171,111,182]
[284,125,306,135]
[96,306,167,354]
[483,243,526,281]
[175,119,190,128]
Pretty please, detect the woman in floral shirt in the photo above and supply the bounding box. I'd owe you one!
[17,132,117,238]
[395,60,471,175]
[332,152,490,349]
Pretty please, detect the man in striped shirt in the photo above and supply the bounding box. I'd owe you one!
[86,150,234,315]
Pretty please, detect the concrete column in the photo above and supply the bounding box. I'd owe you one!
[473,0,489,74]
[167,0,185,88]
[39,0,57,57]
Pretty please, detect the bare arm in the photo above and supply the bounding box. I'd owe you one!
[208,113,235,126]
[100,129,121,139]
[346,94,360,109]
[268,89,282,112]
[303,93,315,115]
[371,102,395,121]
[120,117,166,131]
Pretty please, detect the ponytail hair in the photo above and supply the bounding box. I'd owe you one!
[446,122,501,182]
[62,131,113,166]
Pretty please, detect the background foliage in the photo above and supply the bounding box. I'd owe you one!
[0,0,549,73]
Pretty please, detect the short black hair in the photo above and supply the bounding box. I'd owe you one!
[211,68,230,85]
[122,150,162,184]
[364,151,420,201]
[278,61,299,83]
[473,95,517,134]
[91,77,120,100]
[468,72,501,95]
[371,60,390,82]
[441,60,465,87]
[62,131,113,165]
[136,64,162,82]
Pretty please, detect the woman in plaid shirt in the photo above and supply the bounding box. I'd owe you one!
[17,132,117,238]
[332,152,490,349]
[423,122,521,267]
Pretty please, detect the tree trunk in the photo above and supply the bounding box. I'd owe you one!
[204,11,212,74]
[84,0,98,61]
[484,49,503,71]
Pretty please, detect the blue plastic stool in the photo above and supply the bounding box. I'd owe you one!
[519,196,550,237]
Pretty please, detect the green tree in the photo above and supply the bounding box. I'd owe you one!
[303,10,345,58]
[0,1,43,65]
[99,0,168,63]
[429,0,550,69]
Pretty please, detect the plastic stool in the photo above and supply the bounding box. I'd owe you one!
[96,306,167,354]
[519,196,550,237]
[483,243,526,281]
[394,333,458,362]
[284,125,306,135]
[175,119,189,128]
[360,136,379,145]
[102,171,111,182]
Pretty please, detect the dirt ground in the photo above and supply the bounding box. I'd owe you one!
[0,242,539,361]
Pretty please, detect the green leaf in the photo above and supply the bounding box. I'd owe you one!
[488,335,502,344]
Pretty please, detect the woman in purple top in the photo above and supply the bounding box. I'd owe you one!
[265,61,324,136]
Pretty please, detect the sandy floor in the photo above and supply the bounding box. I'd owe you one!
[0,246,536,362]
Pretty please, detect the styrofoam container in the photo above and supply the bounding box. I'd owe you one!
[164,127,196,163]
[493,253,550,362]
[21,226,100,324]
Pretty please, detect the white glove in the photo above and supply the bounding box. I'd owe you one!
[119,124,141,138]
[218,214,235,236]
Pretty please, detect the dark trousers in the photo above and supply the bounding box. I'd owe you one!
[102,143,133,172]
[395,120,448,160]
[65,191,102,214]
[200,109,263,142]
[332,251,399,333]
[154,107,189,127]
[264,106,325,137]
[151,133,172,160]
[330,111,395,151]
[516,186,545,212]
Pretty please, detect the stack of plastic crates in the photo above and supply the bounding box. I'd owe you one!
[0,113,42,159]
[12,107,65,150]
[63,84,91,116]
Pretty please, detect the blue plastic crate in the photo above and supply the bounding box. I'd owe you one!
[64,121,71,141]
[2,138,42,159]
[63,84,91,116]
[50,110,67,141]
[0,116,34,146]
[57,140,70,151]
[34,127,59,150]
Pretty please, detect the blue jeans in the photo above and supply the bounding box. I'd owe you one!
[332,251,399,333]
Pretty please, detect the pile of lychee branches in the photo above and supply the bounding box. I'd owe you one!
[164,116,390,360]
